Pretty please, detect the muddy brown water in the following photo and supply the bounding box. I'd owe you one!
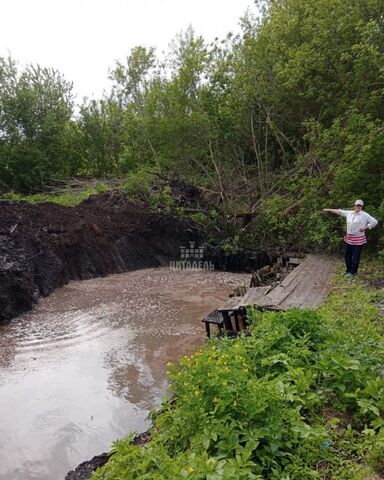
[0,268,250,480]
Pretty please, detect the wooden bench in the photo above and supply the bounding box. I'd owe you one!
[218,296,245,332]
[202,287,275,338]
[202,309,225,338]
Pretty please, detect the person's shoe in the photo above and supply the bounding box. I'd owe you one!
[345,273,355,278]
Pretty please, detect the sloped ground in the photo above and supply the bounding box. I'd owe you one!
[0,191,198,323]
[65,433,151,480]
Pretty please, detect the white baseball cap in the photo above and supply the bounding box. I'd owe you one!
[355,199,364,206]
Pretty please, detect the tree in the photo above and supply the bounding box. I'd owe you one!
[0,57,77,192]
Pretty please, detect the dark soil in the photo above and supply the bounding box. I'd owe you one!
[0,190,273,324]
[64,431,152,480]
[0,191,199,323]
[206,245,272,273]
[65,453,110,480]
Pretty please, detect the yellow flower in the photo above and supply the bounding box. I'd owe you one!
[243,368,249,374]
[187,466,194,473]
[166,361,173,368]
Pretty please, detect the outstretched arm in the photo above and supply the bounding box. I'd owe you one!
[323,208,340,215]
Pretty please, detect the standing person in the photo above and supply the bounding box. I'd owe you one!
[323,200,378,277]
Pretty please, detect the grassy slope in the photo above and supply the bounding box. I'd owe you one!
[92,257,384,479]
[0,183,110,207]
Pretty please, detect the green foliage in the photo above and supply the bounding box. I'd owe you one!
[123,168,154,201]
[123,169,177,214]
[1,183,109,207]
[149,185,176,213]
[190,212,208,225]
[220,234,241,255]
[79,98,126,177]
[92,264,384,479]
[0,57,78,192]
[99,0,384,250]
[2,0,384,251]
[248,110,384,250]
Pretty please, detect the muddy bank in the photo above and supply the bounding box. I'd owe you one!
[65,453,110,480]
[0,191,272,323]
[0,191,199,323]
[65,432,150,480]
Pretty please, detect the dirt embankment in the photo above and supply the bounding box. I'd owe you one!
[0,191,198,323]
[65,432,151,480]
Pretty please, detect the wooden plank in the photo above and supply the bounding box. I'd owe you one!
[239,286,271,307]
[292,261,330,308]
[261,255,315,306]
[294,256,338,308]
[279,256,311,288]
[218,296,244,312]
[277,255,338,309]
[202,309,225,339]
[205,254,338,339]
[202,309,224,324]
[288,257,302,266]
[300,255,337,308]
[275,260,315,308]
[249,254,338,311]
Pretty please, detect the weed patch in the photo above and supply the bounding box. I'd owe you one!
[93,262,384,479]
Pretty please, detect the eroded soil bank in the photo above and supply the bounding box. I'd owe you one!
[0,191,271,323]
[0,192,198,323]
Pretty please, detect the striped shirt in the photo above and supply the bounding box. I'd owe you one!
[344,233,367,245]
[338,209,378,245]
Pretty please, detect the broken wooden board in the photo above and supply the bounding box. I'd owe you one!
[239,286,272,308]
[257,254,338,310]
[218,296,244,312]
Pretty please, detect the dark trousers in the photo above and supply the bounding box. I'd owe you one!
[344,242,363,274]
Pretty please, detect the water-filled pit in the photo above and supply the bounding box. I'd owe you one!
[0,267,250,480]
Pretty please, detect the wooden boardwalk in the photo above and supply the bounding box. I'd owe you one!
[202,254,338,337]
[258,254,338,310]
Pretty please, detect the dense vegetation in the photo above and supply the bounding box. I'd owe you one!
[1,0,384,251]
[92,261,384,479]
[1,2,382,477]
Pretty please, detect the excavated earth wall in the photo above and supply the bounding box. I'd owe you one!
[0,191,198,323]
